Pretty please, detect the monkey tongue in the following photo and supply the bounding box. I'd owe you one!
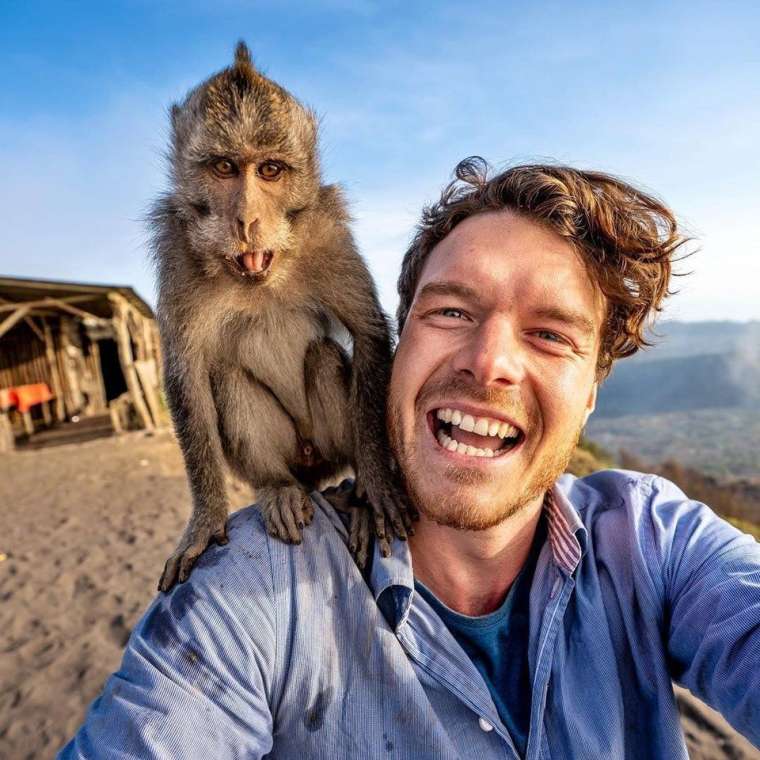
[241,250,267,273]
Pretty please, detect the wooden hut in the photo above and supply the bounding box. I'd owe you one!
[0,276,165,450]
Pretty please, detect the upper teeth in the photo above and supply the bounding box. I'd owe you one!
[436,408,520,439]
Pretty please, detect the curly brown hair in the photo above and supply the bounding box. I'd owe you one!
[397,157,689,379]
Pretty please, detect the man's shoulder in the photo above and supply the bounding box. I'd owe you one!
[557,468,685,566]
[557,468,755,572]
[155,494,353,618]
[558,467,664,522]
[193,493,347,582]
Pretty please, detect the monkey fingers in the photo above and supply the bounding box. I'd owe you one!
[365,480,415,546]
[302,496,315,526]
[258,485,311,545]
[158,522,228,592]
[348,506,372,569]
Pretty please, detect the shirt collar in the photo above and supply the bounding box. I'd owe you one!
[545,482,588,574]
[368,480,589,628]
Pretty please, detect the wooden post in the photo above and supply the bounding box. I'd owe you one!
[109,399,123,434]
[21,411,34,436]
[59,318,86,415]
[109,295,154,430]
[86,338,108,413]
[150,321,164,392]
[0,412,14,452]
[135,359,164,427]
[41,401,52,426]
[43,319,66,422]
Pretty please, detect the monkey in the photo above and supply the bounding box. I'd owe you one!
[151,42,414,592]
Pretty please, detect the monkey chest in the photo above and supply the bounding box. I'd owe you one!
[223,308,328,414]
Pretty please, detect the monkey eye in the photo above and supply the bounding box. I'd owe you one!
[257,160,285,181]
[211,158,238,178]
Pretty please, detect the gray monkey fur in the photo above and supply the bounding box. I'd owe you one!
[151,42,413,591]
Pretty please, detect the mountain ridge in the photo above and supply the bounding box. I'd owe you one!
[589,320,760,481]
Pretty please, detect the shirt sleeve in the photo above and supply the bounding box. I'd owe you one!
[647,476,760,746]
[57,517,278,759]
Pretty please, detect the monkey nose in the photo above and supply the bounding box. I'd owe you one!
[236,218,258,243]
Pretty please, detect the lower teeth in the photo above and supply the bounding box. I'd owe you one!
[437,430,498,458]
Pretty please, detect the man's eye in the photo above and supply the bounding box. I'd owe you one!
[535,330,564,343]
[436,307,466,319]
[211,158,238,177]
[258,160,285,181]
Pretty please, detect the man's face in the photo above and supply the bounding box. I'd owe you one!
[389,209,604,530]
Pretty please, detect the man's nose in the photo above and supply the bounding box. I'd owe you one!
[452,318,525,387]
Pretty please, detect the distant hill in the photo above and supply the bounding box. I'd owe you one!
[586,408,760,481]
[595,320,760,418]
[589,320,760,480]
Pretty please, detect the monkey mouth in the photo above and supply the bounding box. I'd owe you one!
[230,250,274,279]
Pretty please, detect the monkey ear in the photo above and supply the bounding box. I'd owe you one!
[234,41,253,68]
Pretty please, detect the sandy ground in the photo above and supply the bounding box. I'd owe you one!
[0,432,757,759]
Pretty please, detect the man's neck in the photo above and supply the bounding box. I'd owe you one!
[408,494,545,616]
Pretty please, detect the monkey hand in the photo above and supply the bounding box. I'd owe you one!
[158,515,229,592]
[355,470,418,558]
[257,484,315,545]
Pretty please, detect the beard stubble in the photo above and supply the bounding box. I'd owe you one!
[388,374,581,531]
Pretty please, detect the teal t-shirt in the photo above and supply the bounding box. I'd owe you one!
[414,516,546,758]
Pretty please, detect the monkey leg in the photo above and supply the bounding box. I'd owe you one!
[304,338,378,565]
[214,367,317,545]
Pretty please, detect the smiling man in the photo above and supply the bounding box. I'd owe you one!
[61,159,760,759]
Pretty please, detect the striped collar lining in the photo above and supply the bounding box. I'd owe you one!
[544,485,585,574]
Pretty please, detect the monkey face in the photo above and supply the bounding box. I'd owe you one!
[167,43,320,286]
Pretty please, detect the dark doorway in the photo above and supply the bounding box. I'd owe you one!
[98,338,127,401]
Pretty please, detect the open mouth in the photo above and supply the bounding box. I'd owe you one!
[428,407,524,459]
[230,250,274,279]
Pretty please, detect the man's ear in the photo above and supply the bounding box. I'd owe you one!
[582,382,598,427]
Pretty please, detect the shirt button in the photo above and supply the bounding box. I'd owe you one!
[478,717,494,732]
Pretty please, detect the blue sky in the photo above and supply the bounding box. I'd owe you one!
[2,0,759,321]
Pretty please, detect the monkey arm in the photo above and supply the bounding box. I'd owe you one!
[159,343,230,590]
[309,238,415,552]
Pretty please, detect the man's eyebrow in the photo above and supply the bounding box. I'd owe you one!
[532,306,596,336]
[416,281,480,302]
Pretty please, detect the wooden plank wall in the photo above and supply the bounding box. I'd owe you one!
[0,322,51,389]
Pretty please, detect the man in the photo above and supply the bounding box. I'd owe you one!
[60,159,760,759]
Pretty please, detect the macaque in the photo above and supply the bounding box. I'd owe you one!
[151,42,413,591]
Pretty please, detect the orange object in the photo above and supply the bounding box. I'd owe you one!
[0,383,54,413]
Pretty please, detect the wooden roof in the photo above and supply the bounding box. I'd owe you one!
[0,276,155,320]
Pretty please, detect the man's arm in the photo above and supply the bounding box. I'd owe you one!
[648,477,760,746]
[58,512,277,759]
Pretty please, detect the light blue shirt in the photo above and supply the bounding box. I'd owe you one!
[59,471,760,759]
